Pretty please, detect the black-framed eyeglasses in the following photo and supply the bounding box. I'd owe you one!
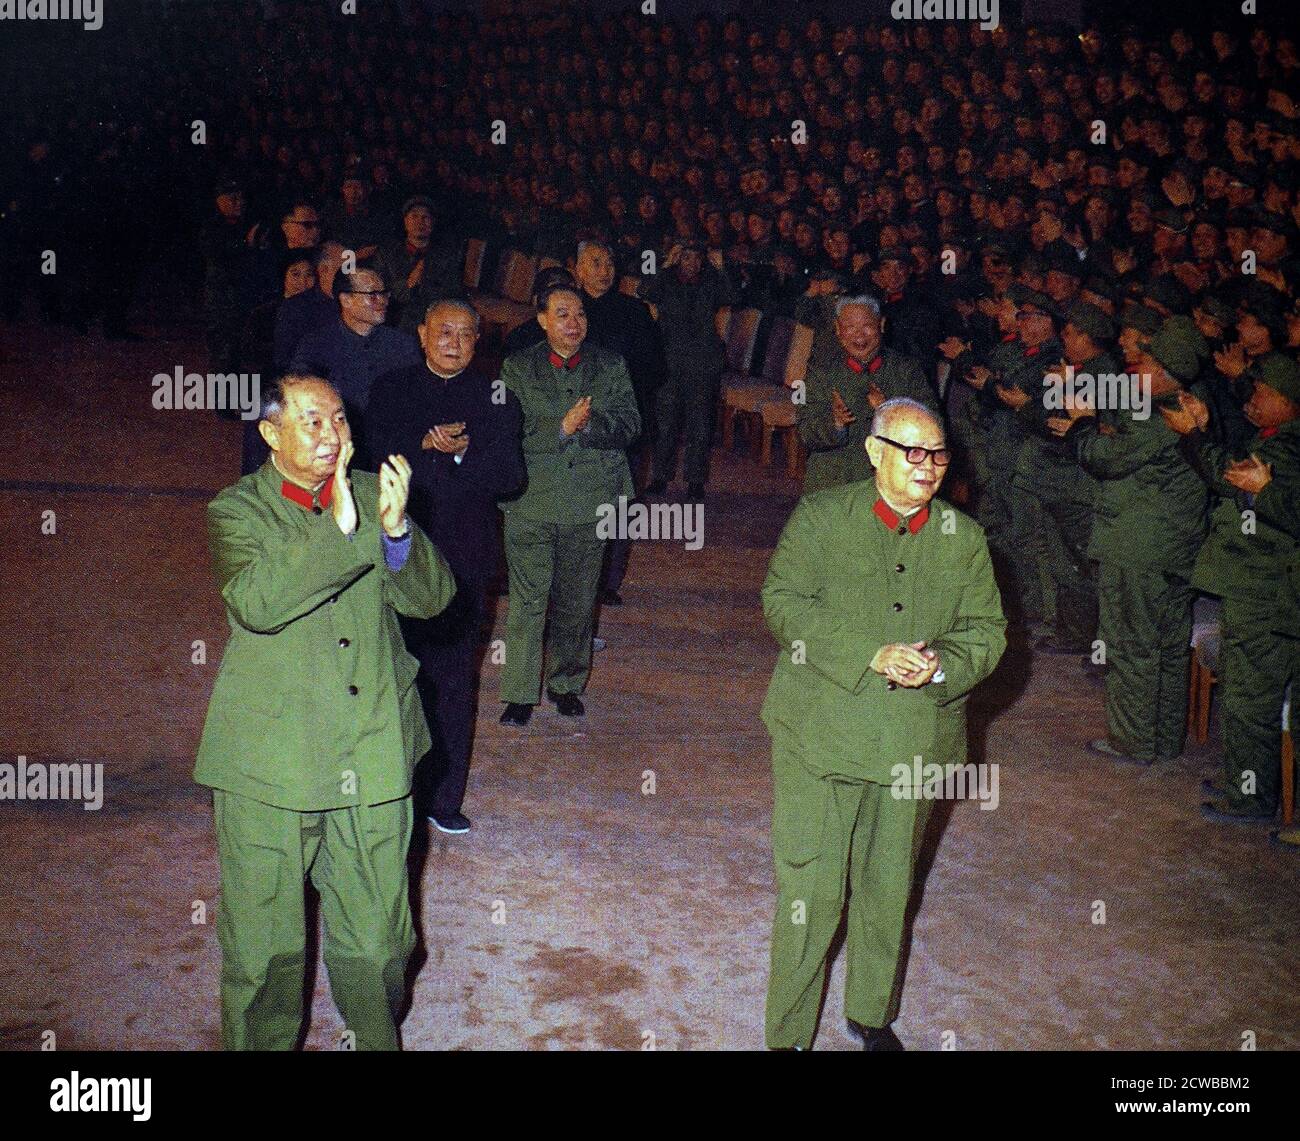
[349,289,390,299]
[286,218,321,228]
[874,435,951,466]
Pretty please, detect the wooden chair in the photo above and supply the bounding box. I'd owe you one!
[462,238,486,290]
[717,308,765,449]
[1187,598,1221,745]
[758,322,815,475]
[724,319,791,457]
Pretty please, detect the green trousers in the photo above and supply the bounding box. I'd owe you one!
[1218,596,1296,814]
[766,741,931,1050]
[1097,561,1193,762]
[500,515,607,705]
[214,789,415,1051]
[1019,485,1098,649]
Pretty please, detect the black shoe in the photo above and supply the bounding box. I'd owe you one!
[499,702,533,726]
[645,480,667,495]
[431,812,471,834]
[1200,797,1274,823]
[1086,737,1153,765]
[847,1020,904,1052]
[602,589,623,606]
[547,691,585,717]
[686,482,705,501]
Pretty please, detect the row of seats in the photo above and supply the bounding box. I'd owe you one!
[717,308,815,479]
[458,243,815,483]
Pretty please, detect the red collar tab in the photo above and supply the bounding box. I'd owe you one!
[873,498,930,534]
[549,350,581,370]
[281,474,333,512]
[1024,345,1041,357]
[1259,426,1278,439]
[886,291,903,303]
[848,353,884,373]
[1001,332,1018,343]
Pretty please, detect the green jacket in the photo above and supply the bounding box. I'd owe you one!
[1188,420,1300,619]
[760,482,1007,784]
[500,341,641,525]
[194,462,455,811]
[1069,395,1208,571]
[797,347,936,494]
[1011,350,1119,506]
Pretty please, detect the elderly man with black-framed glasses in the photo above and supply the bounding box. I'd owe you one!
[761,396,1006,1051]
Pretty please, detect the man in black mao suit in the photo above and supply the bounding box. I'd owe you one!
[368,299,524,833]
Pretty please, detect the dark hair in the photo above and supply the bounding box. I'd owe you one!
[335,266,386,298]
[537,282,582,314]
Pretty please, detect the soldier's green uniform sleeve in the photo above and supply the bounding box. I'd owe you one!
[578,356,641,451]
[502,354,567,456]
[924,538,1007,707]
[1255,470,1300,537]
[384,522,456,619]
[762,498,878,694]
[1069,413,1170,479]
[797,365,853,452]
[208,499,375,635]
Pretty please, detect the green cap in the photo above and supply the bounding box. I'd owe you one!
[1119,301,1161,336]
[1196,295,1235,325]
[1250,352,1300,404]
[1142,320,1202,383]
[1164,314,1211,361]
[1009,283,1059,321]
[1065,301,1116,343]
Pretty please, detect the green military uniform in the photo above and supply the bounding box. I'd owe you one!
[1010,304,1120,649]
[797,347,936,494]
[195,460,455,1049]
[1187,354,1300,815]
[1067,323,1208,762]
[760,483,1006,1049]
[499,341,640,704]
[640,263,737,487]
[984,331,1063,623]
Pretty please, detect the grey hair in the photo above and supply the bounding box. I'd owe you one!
[870,396,943,439]
[260,374,336,424]
[835,294,882,318]
[577,238,614,260]
[422,297,481,331]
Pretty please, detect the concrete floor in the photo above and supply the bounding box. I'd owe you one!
[1,314,1297,1051]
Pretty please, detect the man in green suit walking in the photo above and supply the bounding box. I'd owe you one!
[498,284,641,726]
[195,374,456,1050]
[761,397,1006,1050]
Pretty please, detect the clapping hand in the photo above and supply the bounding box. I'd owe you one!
[1223,454,1272,494]
[562,395,593,436]
[377,454,412,538]
[423,422,469,454]
[831,388,856,427]
[331,441,358,536]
